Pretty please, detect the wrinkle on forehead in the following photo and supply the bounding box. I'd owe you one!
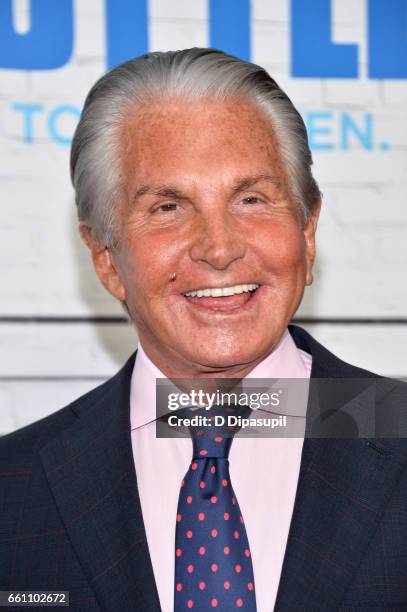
[118,96,292,206]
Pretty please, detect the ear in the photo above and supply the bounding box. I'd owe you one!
[303,201,321,286]
[78,223,126,301]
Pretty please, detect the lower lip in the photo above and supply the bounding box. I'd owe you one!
[182,287,262,313]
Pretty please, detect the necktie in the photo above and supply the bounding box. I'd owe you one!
[174,405,257,610]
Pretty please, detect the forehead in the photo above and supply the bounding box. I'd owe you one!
[119,97,287,189]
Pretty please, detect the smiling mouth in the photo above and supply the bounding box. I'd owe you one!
[184,283,259,298]
[182,283,261,312]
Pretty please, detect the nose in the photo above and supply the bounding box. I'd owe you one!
[188,209,246,270]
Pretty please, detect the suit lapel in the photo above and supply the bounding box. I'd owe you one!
[40,353,161,612]
[275,326,407,610]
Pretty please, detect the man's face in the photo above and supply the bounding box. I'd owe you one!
[91,98,319,377]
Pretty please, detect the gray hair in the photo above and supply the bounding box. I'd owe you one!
[70,48,321,247]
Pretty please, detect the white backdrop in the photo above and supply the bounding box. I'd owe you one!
[1,0,406,434]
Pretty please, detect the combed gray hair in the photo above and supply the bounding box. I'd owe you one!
[71,48,321,247]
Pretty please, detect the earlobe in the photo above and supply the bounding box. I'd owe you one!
[78,223,126,302]
[305,269,314,286]
[95,247,127,301]
[304,201,321,286]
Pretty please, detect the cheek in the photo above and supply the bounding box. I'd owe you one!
[120,243,174,304]
[258,226,306,275]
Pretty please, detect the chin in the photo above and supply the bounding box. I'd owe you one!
[190,344,265,373]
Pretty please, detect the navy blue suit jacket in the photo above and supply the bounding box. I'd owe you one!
[1,325,407,611]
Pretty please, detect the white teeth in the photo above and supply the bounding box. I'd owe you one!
[184,283,259,298]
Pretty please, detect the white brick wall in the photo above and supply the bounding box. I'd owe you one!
[1,0,406,434]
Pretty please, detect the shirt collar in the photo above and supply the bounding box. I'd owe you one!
[130,328,312,430]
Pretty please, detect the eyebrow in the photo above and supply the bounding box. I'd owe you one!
[132,185,187,202]
[132,174,283,203]
[231,174,283,193]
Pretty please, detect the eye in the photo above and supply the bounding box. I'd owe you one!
[153,202,178,213]
[241,196,263,205]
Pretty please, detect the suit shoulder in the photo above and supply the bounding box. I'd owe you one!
[0,351,136,464]
[0,403,76,465]
[289,323,404,381]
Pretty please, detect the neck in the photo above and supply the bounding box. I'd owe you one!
[138,337,286,382]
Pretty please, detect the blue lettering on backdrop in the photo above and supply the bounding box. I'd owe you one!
[11,103,383,150]
[106,0,148,69]
[306,112,335,150]
[12,103,80,144]
[305,112,376,150]
[340,113,373,150]
[209,0,250,61]
[12,103,44,142]
[0,0,73,70]
[47,105,81,145]
[0,0,405,79]
[368,0,407,78]
[1,1,399,148]
[291,0,358,78]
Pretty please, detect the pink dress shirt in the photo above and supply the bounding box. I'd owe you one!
[130,329,312,612]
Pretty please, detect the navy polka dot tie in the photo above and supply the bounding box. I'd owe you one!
[174,405,257,610]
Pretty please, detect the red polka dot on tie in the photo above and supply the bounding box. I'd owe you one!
[187,599,194,608]
[199,481,206,489]
[181,479,185,487]
[232,497,237,505]
[224,546,230,555]
[199,546,206,555]
[187,564,194,574]
[176,548,182,557]
[197,429,204,436]
[187,496,193,504]
[211,529,218,537]
[210,466,216,474]
[224,512,230,520]
[177,513,182,522]
[214,436,223,442]
[200,449,208,456]
[199,582,206,590]
[224,580,231,590]
[186,530,193,539]
[244,549,251,557]
[211,496,218,504]
[211,598,218,607]
[176,583,182,591]
[236,598,243,607]
[248,582,254,591]
[235,564,242,573]
[234,530,240,539]
[211,563,218,572]
[191,462,198,470]
[198,512,205,521]
[222,479,228,487]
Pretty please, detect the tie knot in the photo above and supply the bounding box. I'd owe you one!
[192,431,233,459]
[187,404,251,459]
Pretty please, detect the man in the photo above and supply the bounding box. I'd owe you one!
[1,49,406,611]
